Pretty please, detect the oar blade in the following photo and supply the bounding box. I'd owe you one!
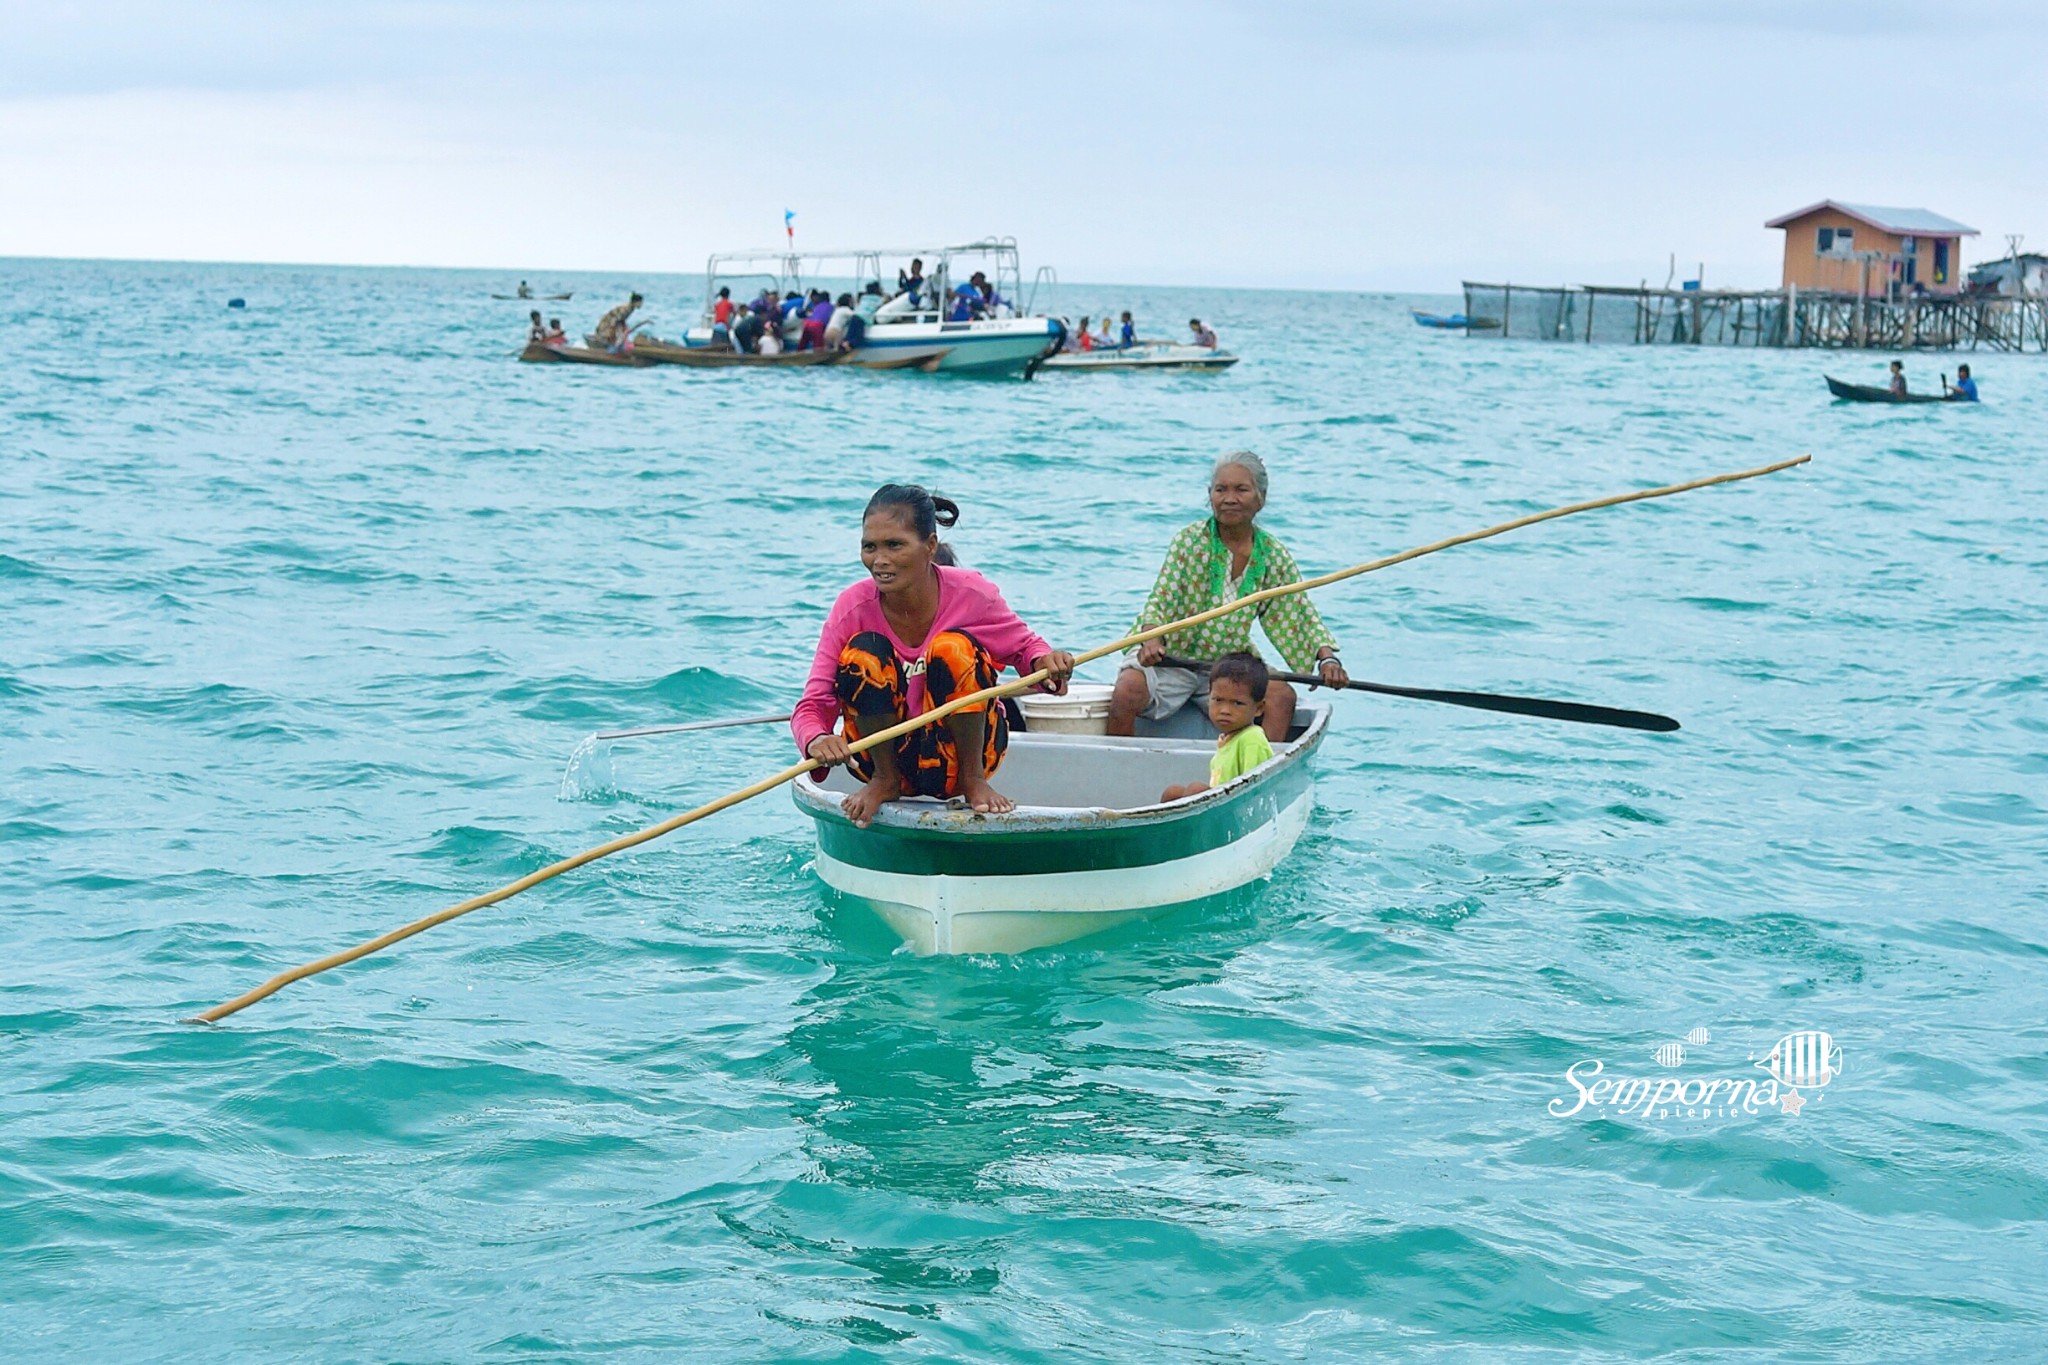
[1369,684,1679,732]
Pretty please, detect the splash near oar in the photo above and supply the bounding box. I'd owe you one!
[185,455,1807,1023]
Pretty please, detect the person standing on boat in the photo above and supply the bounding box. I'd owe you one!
[591,292,643,351]
[795,484,1077,827]
[802,291,835,350]
[712,286,735,328]
[898,259,926,307]
[825,293,859,349]
[1109,452,1347,743]
[1118,311,1137,349]
[1887,360,1908,396]
[1189,318,1218,348]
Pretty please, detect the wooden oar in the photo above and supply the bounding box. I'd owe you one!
[1158,657,1678,732]
[184,454,1806,1024]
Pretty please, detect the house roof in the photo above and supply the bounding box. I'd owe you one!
[1765,200,1978,236]
[1969,253,2048,272]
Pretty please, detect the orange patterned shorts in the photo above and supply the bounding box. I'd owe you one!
[835,630,1007,798]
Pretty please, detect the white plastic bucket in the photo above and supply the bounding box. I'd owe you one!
[1016,682,1116,735]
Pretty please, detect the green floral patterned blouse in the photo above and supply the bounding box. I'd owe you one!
[1128,520,1338,672]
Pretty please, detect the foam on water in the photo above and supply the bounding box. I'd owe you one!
[2,257,2044,1360]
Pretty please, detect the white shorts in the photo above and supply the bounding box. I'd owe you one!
[1123,661,1211,723]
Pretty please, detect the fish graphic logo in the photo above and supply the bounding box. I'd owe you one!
[1654,1043,1685,1068]
[1685,1027,1712,1046]
[1759,1030,1842,1088]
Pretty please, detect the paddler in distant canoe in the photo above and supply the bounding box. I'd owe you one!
[795,483,1077,827]
[1109,451,1348,743]
[591,292,644,352]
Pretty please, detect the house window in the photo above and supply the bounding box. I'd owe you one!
[1933,239,1950,284]
[1817,226,1854,256]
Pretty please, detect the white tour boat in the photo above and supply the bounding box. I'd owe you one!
[682,239,1065,377]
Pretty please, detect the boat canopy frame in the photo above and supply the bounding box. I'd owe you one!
[702,238,1027,325]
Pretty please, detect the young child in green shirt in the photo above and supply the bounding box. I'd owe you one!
[1160,652,1276,802]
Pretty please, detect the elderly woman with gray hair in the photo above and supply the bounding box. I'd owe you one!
[1108,452,1348,741]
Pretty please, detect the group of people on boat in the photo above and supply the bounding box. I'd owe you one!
[526,311,567,347]
[891,258,1014,320]
[794,453,1345,826]
[1062,314,1221,353]
[1886,359,1978,401]
[708,285,877,355]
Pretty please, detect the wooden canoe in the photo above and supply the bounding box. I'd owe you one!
[519,341,651,367]
[1825,375,1957,404]
[631,341,846,368]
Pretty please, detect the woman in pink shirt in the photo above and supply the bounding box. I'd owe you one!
[794,484,1076,827]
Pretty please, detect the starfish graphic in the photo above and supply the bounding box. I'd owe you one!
[1780,1088,1807,1117]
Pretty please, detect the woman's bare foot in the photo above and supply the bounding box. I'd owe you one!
[958,775,1015,816]
[842,773,900,828]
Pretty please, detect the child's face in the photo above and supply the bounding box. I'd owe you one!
[1207,676,1260,733]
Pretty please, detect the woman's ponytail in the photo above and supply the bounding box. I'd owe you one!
[865,483,961,540]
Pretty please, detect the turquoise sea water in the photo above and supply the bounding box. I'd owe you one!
[4,257,2044,1361]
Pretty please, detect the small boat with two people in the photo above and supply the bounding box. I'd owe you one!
[681,239,1066,377]
[1826,363,1979,404]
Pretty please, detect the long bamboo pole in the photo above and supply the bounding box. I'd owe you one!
[186,454,1809,1023]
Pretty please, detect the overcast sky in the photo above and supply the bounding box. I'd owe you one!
[2,1,2042,290]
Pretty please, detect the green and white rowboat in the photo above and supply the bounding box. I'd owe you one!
[792,696,1330,954]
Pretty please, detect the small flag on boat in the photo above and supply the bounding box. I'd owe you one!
[784,209,795,244]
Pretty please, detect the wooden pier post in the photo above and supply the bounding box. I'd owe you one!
[1855,257,1870,348]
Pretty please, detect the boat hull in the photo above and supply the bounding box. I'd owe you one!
[1825,375,1956,404]
[684,317,1062,376]
[519,341,650,366]
[793,703,1328,955]
[1040,344,1238,371]
[633,341,844,368]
